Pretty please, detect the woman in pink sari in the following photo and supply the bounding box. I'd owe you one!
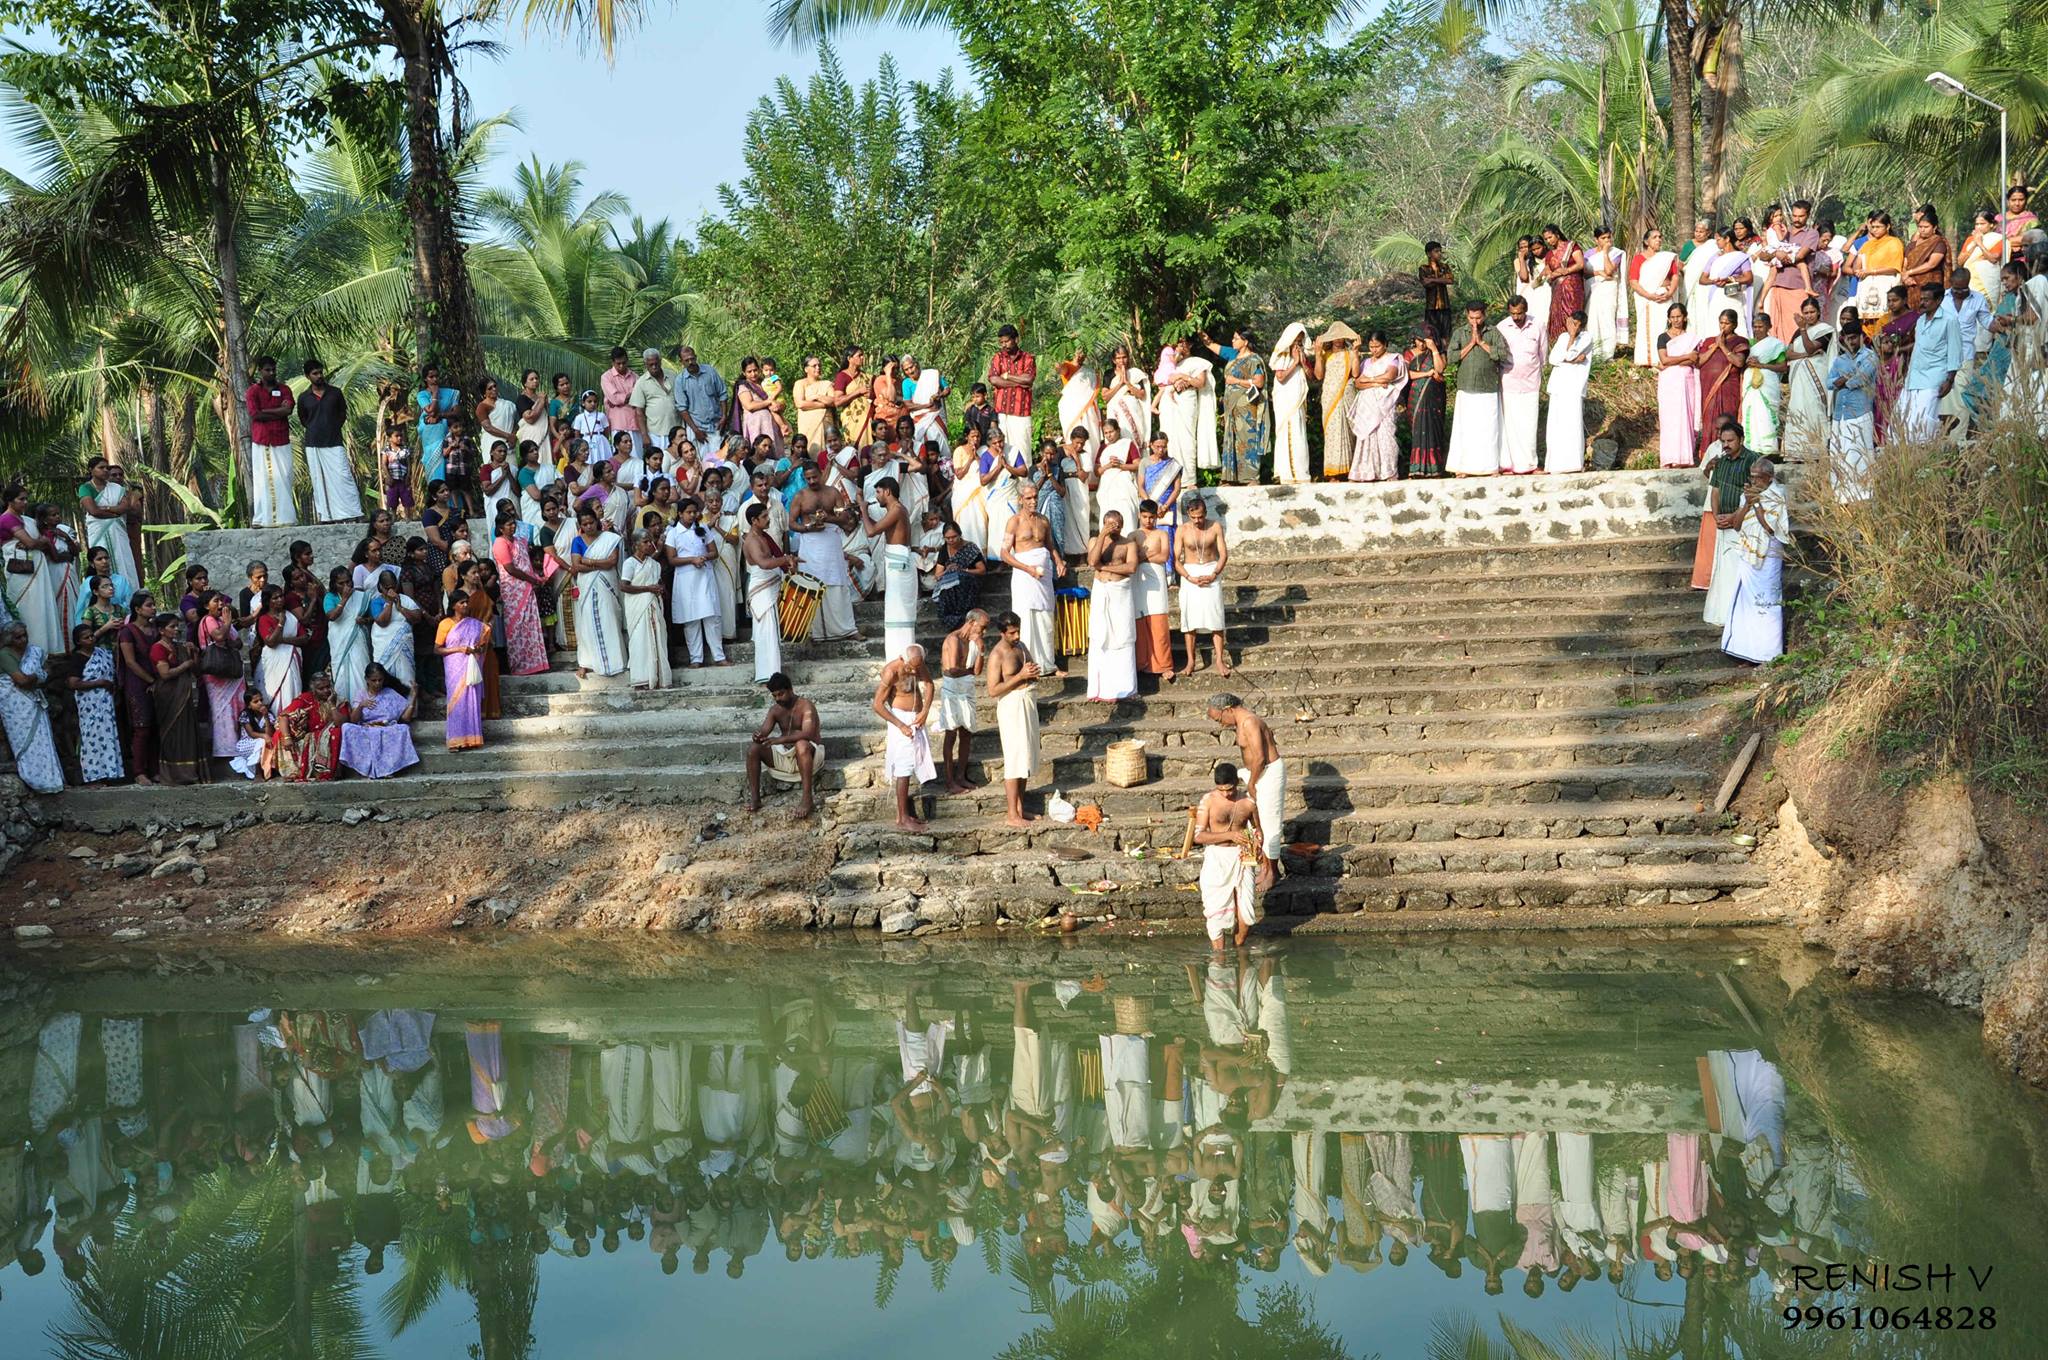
[1654,304,1702,468]
[1347,331,1408,482]
[490,514,549,676]
[195,591,245,760]
[436,592,488,751]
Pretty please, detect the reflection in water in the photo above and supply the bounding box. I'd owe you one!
[0,938,2042,1358]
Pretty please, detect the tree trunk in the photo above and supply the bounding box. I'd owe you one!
[386,0,487,388]
[1662,0,1697,233]
[209,151,252,516]
[1698,15,1742,218]
[141,381,169,576]
[1597,62,1615,230]
[170,390,200,499]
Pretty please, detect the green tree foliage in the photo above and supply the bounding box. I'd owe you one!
[683,46,1021,385]
[946,0,1377,347]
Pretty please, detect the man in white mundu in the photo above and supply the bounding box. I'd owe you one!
[934,609,987,795]
[1445,304,1504,476]
[1084,511,1137,702]
[296,360,362,522]
[1173,493,1229,679]
[1001,479,1064,676]
[1719,458,1793,665]
[662,496,725,666]
[788,481,861,642]
[740,504,797,683]
[858,475,919,663]
[1193,760,1260,949]
[1210,694,1285,893]
[986,611,1044,829]
[1496,296,1545,474]
[874,645,937,833]
[243,355,298,526]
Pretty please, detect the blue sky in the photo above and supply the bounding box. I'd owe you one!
[0,13,963,238]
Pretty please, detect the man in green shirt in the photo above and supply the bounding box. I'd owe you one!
[1701,416,1759,628]
[1445,303,1503,475]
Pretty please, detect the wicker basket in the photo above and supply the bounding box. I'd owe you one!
[1113,994,1154,1035]
[1104,739,1148,787]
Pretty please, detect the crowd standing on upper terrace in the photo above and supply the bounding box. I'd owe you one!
[3,193,2043,850]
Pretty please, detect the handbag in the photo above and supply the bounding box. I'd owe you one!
[200,637,244,678]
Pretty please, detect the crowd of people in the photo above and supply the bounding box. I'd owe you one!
[10,192,2040,803]
[8,959,1849,1305]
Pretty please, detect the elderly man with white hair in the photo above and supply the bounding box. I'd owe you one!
[874,643,937,832]
[629,348,678,451]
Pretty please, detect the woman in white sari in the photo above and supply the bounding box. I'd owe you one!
[620,530,672,690]
[1681,222,1721,341]
[1631,229,1680,366]
[1783,298,1836,461]
[81,471,140,586]
[1160,341,1218,473]
[948,437,989,551]
[710,467,741,643]
[1544,312,1595,472]
[1056,352,1102,540]
[365,574,419,690]
[1103,345,1151,448]
[323,567,371,704]
[1267,324,1312,483]
[255,589,305,713]
[569,505,627,678]
[1513,236,1551,325]
[979,430,1024,566]
[1705,226,1756,339]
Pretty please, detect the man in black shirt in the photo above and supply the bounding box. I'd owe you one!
[297,360,363,522]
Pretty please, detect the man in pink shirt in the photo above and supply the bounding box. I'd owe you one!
[1495,298,1545,474]
[601,345,644,457]
[243,354,298,525]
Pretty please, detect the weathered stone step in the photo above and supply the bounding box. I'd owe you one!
[416,702,875,746]
[857,729,1711,781]
[499,656,876,697]
[1095,627,1723,670]
[1011,646,1740,690]
[850,762,1716,813]
[1014,692,1752,743]
[54,761,845,831]
[1206,535,1698,579]
[858,798,1730,857]
[413,731,868,775]
[918,861,1766,918]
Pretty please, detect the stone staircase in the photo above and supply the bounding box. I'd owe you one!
[823,533,1768,926]
[49,518,1770,932]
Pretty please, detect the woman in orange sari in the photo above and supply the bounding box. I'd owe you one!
[870,358,905,446]
[462,560,503,721]
[268,670,344,781]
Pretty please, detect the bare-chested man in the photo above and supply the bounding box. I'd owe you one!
[1207,693,1283,891]
[746,671,823,820]
[987,610,1043,828]
[858,474,920,662]
[1133,499,1174,679]
[1174,493,1230,680]
[788,479,861,641]
[1000,480,1065,676]
[1193,761,1259,949]
[873,643,936,831]
[741,502,799,683]
[935,608,989,794]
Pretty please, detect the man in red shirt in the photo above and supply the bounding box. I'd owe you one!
[600,345,643,458]
[244,355,298,526]
[986,324,1037,457]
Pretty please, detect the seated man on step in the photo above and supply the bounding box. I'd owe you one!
[745,671,823,820]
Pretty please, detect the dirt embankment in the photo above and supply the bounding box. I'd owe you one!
[1744,703,2048,1085]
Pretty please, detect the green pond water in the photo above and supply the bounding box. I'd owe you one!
[1,931,2044,1359]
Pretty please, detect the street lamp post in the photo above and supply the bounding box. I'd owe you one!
[1926,70,2007,224]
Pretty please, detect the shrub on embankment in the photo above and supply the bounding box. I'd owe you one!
[1780,412,2048,803]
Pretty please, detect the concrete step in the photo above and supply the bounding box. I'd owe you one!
[854,729,1713,781]
[1019,692,1753,743]
[54,760,845,832]
[415,702,876,746]
[1013,646,1740,690]
[884,861,1765,917]
[874,798,1732,857]
[499,656,876,697]
[842,762,1717,812]
[1090,627,1724,670]
[412,730,867,775]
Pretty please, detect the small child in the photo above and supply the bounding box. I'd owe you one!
[759,359,792,441]
[231,690,275,780]
[381,428,414,513]
[572,389,610,466]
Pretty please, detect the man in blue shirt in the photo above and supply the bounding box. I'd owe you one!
[1938,267,1993,435]
[671,346,728,453]
[1902,285,1961,443]
[1826,308,1879,500]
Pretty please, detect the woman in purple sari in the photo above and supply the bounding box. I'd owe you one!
[338,662,419,777]
[733,355,785,459]
[435,591,488,751]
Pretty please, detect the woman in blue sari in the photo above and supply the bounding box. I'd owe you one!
[416,365,462,483]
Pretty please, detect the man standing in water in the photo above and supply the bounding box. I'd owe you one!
[1194,761,1260,949]
[987,610,1042,829]
[745,672,823,820]
[874,643,937,832]
[1174,493,1230,679]
[935,608,988,794]
[1208,693,1284,891]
